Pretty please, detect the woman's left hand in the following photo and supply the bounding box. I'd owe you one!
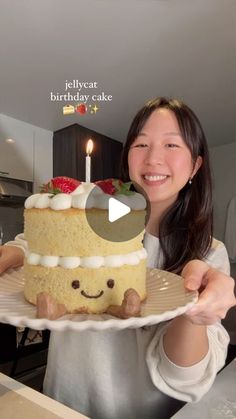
[182,260,236,325]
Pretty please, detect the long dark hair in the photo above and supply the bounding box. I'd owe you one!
[120,97,213,274]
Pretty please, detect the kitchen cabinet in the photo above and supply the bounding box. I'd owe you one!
[0,114,53,187]
[0,114,34,181]
[53,123,123,181]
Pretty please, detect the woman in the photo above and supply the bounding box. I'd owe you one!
[0,97,235,419]
[121,97,234,324]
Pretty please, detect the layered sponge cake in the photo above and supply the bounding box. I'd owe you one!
[23,178,147,315]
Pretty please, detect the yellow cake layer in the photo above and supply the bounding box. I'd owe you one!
[24,260,147,314]
[24,208,145,257]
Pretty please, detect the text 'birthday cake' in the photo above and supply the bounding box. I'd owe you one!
[23,177,147,317]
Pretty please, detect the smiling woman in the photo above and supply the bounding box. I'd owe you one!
[121,97,212,273]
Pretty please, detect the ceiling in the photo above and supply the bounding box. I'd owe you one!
[0,0,235,147]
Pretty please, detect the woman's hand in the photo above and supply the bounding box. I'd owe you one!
[0,246,24,275]
[182,260,236,325]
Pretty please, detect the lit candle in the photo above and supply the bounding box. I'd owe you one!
[85,139,94,182]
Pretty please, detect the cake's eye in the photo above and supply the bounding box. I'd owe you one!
[71,280,80,289]
[107,279,115,289]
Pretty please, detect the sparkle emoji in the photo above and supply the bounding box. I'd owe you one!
[63,105,75,115]
[91,104,99,114]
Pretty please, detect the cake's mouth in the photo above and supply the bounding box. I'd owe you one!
[81,290,104,299]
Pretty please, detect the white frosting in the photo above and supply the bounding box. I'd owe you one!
[50,193,72,210]
[24,182,146,211]
[27,253,41,265]
[59,257,81,269]
[80,256,105,268]
[40,255,59,267]
[35,194,54,209]
[26,248,147,269]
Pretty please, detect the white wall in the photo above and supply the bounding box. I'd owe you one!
[210,141,236,344]
[210,141,236,279]
[210,142,236,242]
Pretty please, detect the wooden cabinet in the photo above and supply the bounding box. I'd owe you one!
[53,124,123,181]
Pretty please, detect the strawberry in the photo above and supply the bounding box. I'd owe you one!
[95,178,117,195]
[75,104,87,115]
[95,178,134,195]
[41,177,81,194]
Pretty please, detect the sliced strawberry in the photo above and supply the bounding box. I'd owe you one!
[95,178,134,195]
[95,178,116,195]
[41,177,81,194]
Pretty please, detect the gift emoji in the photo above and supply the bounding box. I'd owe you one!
[63,105,75,115]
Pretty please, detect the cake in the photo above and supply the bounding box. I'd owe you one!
[23,177,147,316]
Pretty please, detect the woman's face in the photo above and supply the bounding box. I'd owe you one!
[128,108,202,208]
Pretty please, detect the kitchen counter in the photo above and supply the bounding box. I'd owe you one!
[1,360,235,419]
[171,358,236,418]
[0,372,89,418]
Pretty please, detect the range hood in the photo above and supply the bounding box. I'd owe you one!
[0,177,32,204]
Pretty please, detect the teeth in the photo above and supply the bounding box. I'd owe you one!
[144,175,167,181]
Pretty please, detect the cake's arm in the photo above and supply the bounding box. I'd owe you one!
[37,292,67,320]
[106,288,141,319]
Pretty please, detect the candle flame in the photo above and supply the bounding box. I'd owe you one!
[86,139,93,155]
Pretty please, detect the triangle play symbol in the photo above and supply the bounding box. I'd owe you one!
[108,197,131,223]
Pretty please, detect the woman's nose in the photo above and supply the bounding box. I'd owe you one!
[144,145,164,165]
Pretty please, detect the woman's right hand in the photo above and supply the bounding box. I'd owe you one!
[0,246,24,275]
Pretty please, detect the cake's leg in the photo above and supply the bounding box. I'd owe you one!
[36,292,67,320]
[106,288,141,319]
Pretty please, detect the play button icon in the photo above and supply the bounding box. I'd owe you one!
[85,184,149,242]
[108,197,131,222]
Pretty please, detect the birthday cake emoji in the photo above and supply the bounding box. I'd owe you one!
[63,104,75,115]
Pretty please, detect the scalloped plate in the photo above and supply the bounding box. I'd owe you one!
[0,268,198,331]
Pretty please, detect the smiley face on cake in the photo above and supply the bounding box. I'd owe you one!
[23,177,147,318]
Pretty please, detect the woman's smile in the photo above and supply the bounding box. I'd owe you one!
[142,173,169,186]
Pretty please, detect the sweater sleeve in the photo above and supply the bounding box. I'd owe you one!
[146,321,229,402]
[203,238,230,275]
[146,238,230,402]
[5,233,28,254]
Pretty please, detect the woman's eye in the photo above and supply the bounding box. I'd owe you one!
[132,143,148,148]
[165,143,180,148]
